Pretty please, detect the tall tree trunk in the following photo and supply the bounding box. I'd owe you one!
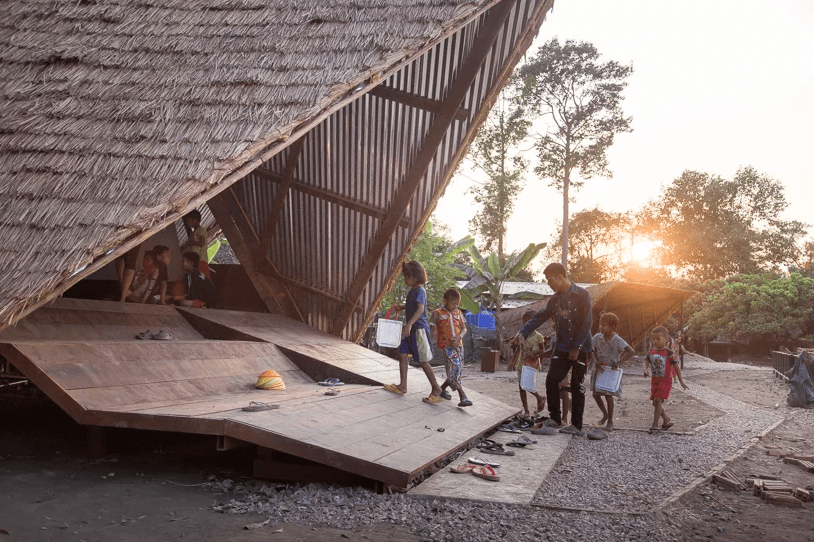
[561,167,570,270]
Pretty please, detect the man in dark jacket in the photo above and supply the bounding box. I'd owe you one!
[513,263,592,435]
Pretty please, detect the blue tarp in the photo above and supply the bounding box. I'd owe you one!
[465,308,495,330]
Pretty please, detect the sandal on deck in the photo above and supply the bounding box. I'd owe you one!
[153,330,173,340]
[467,456,500,468]
[449,463,478,474]
[382,384,406,395]
[422,395,444,405]
[241,401,280,412]
[440,390,452,400]
[472,465,500,482]
[319,378,344,386]
[480,444,515,456]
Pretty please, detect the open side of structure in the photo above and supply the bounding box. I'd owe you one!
[0,298,517,488]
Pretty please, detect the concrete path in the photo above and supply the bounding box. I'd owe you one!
[409,430,571,505]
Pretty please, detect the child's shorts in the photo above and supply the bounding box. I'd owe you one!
[650,376,672,401]
[444,345,464,390]
[398,328,433,363]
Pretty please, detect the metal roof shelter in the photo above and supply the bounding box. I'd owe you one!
[0,0,555,341]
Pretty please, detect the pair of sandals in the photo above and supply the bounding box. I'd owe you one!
[477,440,515,456]
[135,329,173,340]
[449,463,499,481]
[648,421,674,434]
[318,378,344,386]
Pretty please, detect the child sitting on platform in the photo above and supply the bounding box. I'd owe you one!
[508,309,547,418]
[643,326,689,433]
[590,312,635,431]
[429,288,472,407]
[173,251,218,308]
[127,245,169,304]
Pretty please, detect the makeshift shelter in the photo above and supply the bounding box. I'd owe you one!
[501,281,697,349]
[0,0,554,487]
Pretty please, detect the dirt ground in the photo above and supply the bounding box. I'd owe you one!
[2,357,813,542]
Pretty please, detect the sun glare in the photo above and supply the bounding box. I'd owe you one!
[631,240,658,263]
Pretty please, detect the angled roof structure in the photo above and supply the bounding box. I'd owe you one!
[0,0,555,339]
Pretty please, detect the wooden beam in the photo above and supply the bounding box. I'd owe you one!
[368,85,470,122]
[252,168,412,229]
[260,138,304,246]
[206,191,305,322]
[332,0,517,336]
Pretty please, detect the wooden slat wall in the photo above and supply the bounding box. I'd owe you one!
[231,0,547,339]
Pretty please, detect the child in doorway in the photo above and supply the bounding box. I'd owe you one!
[181,210,208,263]
[590,312,635,431]
[508,309,547,418]
[429,288,472,407]
[643,326,689,433]
[383,261,443,403]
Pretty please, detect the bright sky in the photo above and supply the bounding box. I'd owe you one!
[433,0,814,274]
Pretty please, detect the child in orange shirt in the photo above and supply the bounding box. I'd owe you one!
[429,288,472,407]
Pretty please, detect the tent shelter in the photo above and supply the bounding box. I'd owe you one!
[0,0,555,487]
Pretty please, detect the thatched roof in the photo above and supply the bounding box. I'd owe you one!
[0,0,503,328]
[501,281,697,348]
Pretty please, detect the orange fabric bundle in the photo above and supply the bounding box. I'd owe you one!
[255,370,285,390]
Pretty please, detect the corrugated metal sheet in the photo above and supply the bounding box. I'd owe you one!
[230,0,550,339]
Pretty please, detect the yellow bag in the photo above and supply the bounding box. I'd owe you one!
[255,370,286,390]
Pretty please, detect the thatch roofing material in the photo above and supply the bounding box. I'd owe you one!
[501,281,697,348]
[0,0,499,328]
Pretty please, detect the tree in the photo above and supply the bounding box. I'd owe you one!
[545,207,623,282]
[517,38,633,270]
[466,90,530,260]
[688,273,814,348]
[458,243,546,358]
[378,221,473,314]
[644,167,807,281]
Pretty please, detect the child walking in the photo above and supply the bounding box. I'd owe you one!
[643,326,689,433]
[429,288,472,407]
[508,309,546,417]
[383,261,443,403]
[590,313,635,431]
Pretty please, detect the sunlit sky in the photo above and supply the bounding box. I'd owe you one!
[432,0,814,274]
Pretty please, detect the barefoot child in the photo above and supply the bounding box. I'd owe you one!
[383,261,443,403]
[643,326,689,433]
[590,312,635,431]
[508,309,547,417]
[429,288,472,407]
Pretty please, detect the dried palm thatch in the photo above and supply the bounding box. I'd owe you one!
[0,0,500,329]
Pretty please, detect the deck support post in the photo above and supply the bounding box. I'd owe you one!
[85,426,107,459]
[331,0,517,336]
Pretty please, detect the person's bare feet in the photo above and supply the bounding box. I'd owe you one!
[605,421,614,431]
[598,416,608,426]
[536,396,545,413]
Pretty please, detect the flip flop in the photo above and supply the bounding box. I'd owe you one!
[648,427,660,434]
[467,456,500,468]
[497,424,521,433]
[472,465,500,482]
[241,401,280,412]
[661,422,674,430]
[423,395,444,405]
[587,428,607,440]
[458,398,473,407]
[382,384,406,395]
[319,378,344,386]
[480,444,515,456]
[516,435,537,444]
[135,330,154,340]
[152,330,173,340]
[449,463,478,474]
[476,439,500,449]
[505,441,528,448]
[440,390,452,400]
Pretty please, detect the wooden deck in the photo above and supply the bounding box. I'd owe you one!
[0,299,517,487]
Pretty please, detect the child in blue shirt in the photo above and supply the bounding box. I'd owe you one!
[383,261,444,404]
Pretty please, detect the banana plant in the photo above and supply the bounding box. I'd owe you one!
[459,242,546,358]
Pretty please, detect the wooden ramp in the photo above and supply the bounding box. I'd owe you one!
[0,300,518,487]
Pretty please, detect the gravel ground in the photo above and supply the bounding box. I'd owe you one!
[211,480,680,542]
[534,360,782,513]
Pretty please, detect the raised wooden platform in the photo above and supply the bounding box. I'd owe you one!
[0,299,517,487]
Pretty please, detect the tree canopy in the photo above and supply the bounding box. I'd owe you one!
[466,91,530,259]
[643,167,807,281]
[517,38,633,269]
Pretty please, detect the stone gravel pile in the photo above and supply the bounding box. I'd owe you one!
[211,479,680,541]
[534,377,782,512]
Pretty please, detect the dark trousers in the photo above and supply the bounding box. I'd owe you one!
[546,350,588,429]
